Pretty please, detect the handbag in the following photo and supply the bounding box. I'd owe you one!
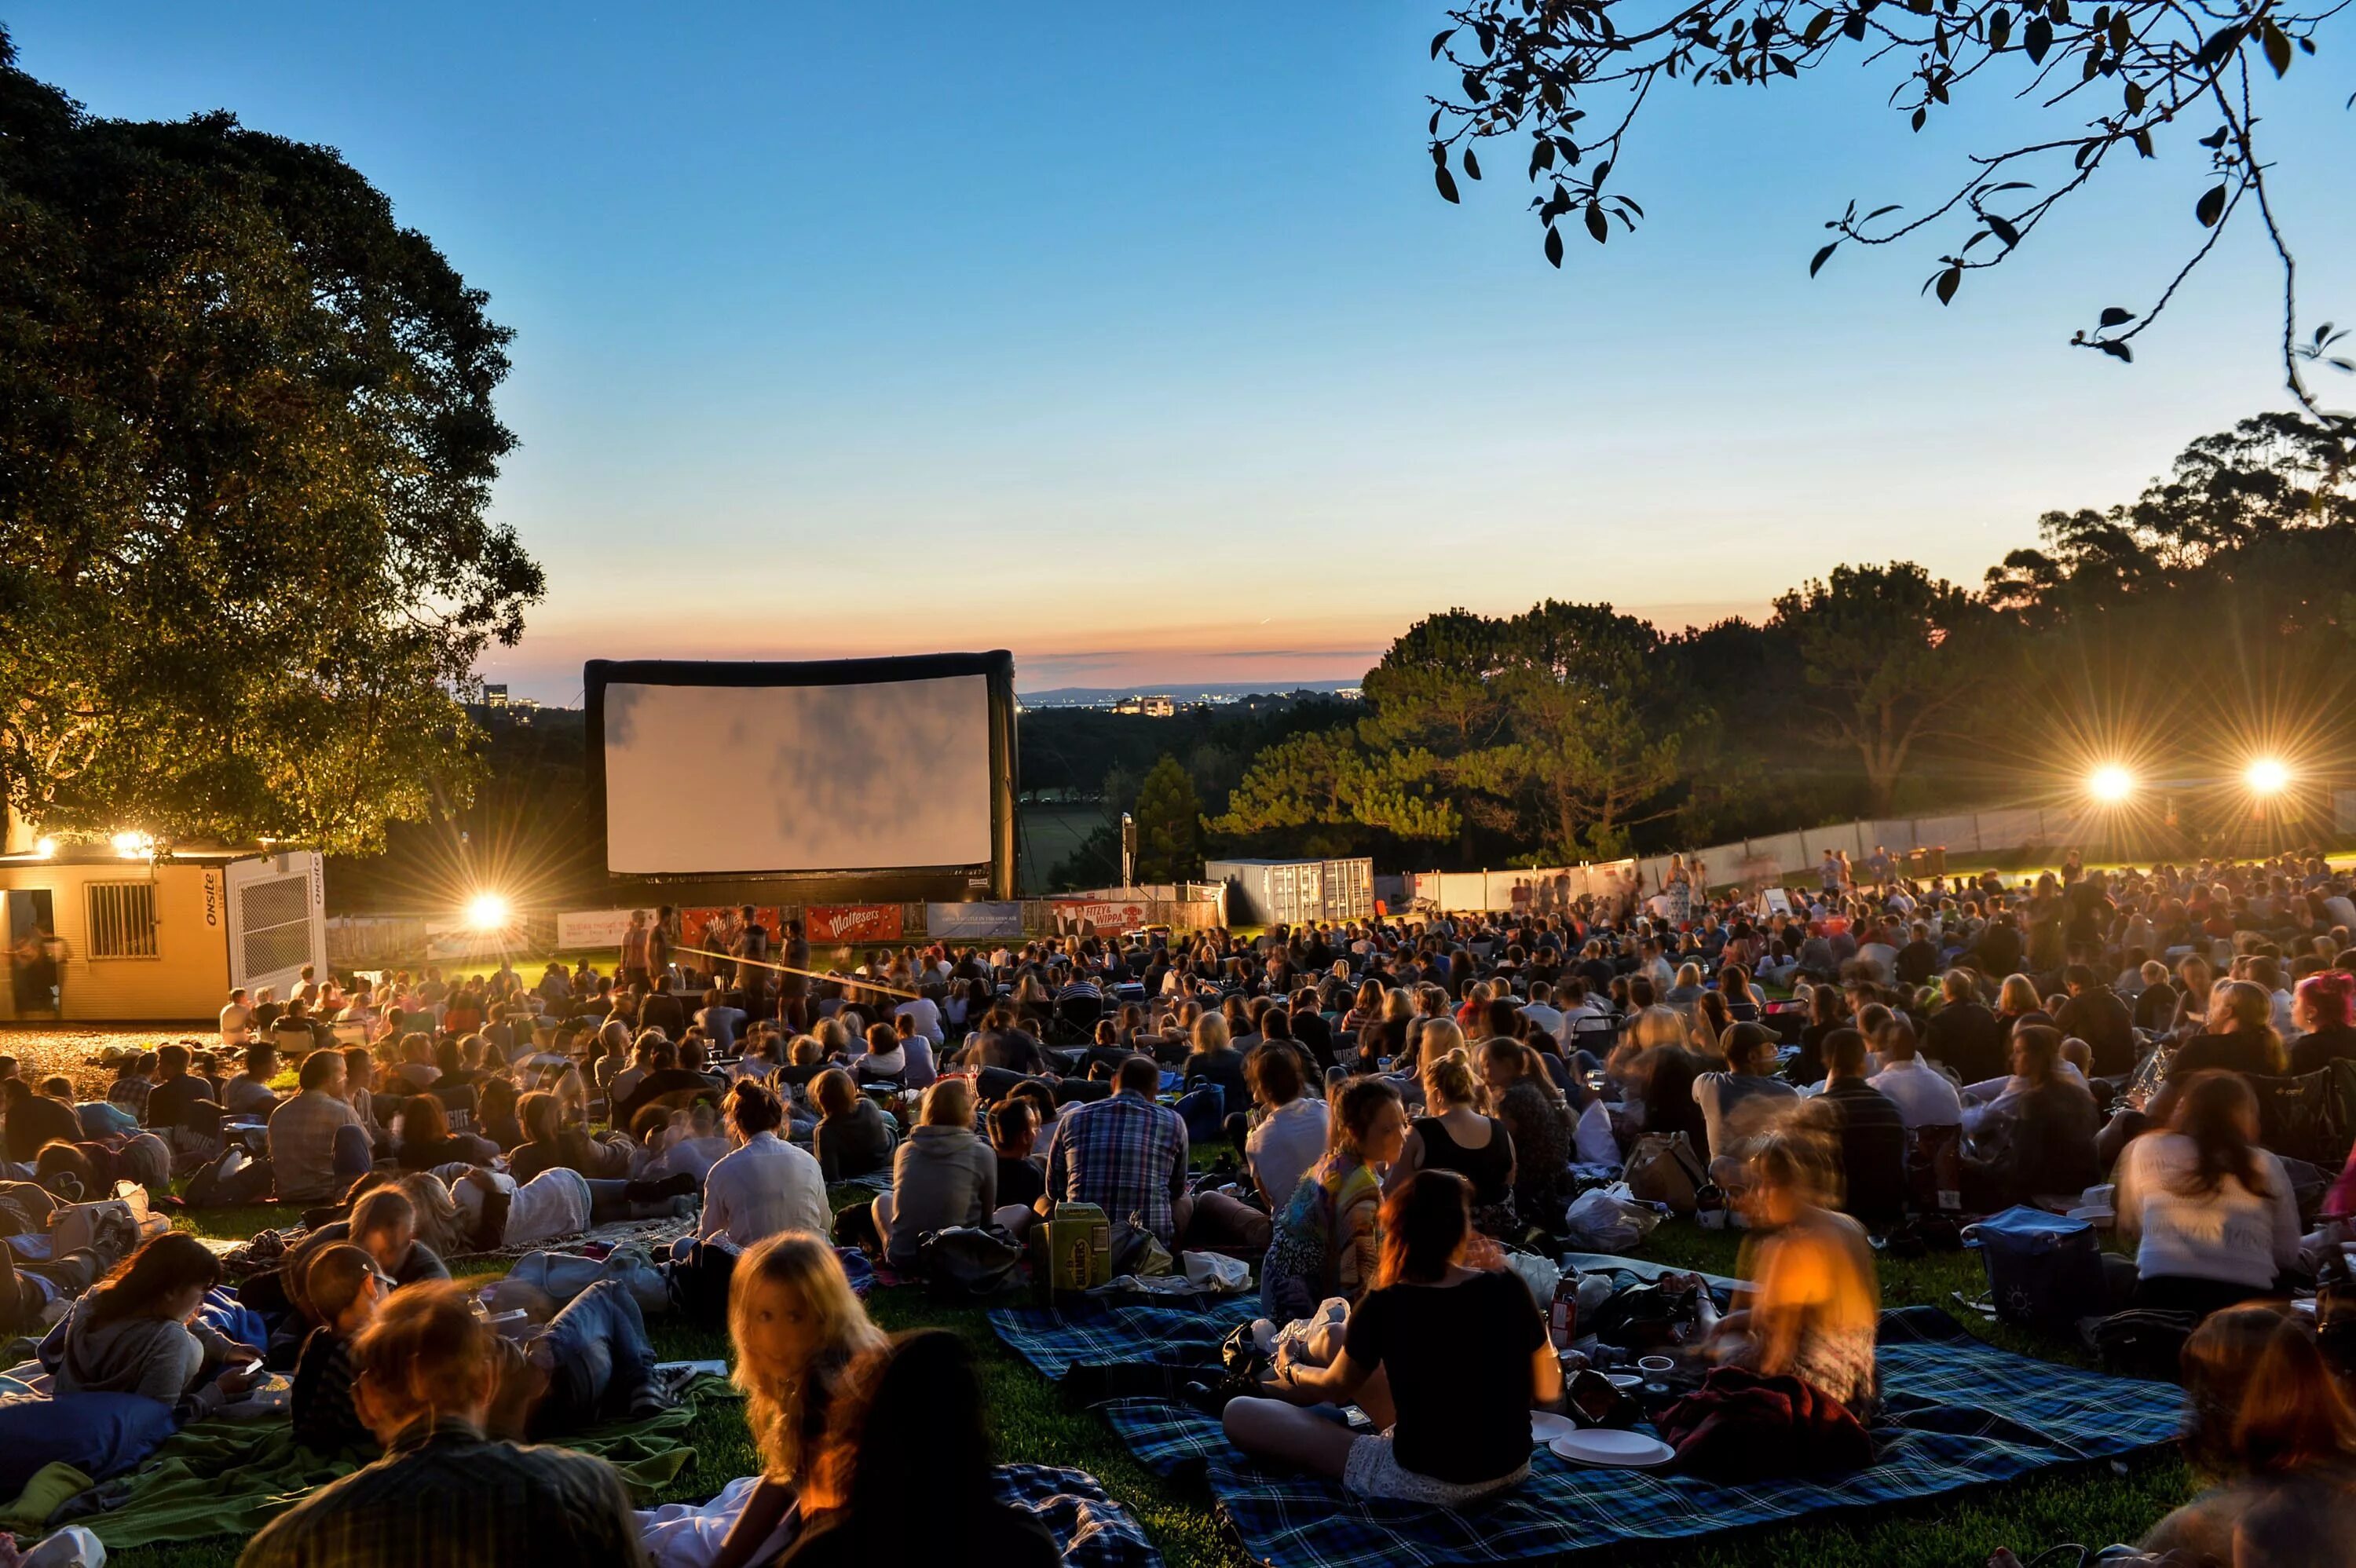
[1622,1132,1709,1215]
[917,1224,1024,1298]
[1962,1206,2107,1335]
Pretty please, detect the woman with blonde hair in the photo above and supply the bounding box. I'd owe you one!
[639,1234,887,1568]
[1414,1016,1469,1075]
[1993,972,2047,1034]
[1387,1051,1516,1237]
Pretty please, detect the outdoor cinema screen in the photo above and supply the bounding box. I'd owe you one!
[587,654,1010,878]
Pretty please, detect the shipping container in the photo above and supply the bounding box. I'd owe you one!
[1203,857,1375,927]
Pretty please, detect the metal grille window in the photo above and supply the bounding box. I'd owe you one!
[88,882,159,959]
[238,875,313,978]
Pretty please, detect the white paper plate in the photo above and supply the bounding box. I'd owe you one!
[1530,1411,1579,1443]
[1602,1372,1644,1390]
[1549,1429,1677,1468]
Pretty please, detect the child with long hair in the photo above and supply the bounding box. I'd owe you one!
[635,1234,888,1568]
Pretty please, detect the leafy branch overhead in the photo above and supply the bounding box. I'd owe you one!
[0,30,543,853]
[1424,0,2348,419]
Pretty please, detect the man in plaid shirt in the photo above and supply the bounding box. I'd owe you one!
[1041,1056,1191,1244]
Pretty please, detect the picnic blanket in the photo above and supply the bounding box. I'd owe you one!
[1015,1304,2187,1566]
[50,1372,739,1549]
[990,1296,1260,1382]
[638,1464,1161,1568]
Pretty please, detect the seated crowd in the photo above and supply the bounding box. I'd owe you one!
[3,858,2354,1563]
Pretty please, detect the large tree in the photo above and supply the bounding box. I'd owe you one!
[1421,0,2352,419]
[0,31,540,853]
[1131,754,1203,884]
[1769,563,1994,817]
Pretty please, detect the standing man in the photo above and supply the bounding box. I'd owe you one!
[730,905,770,1013]
[619,911,652,991]
[646,905,676,987]
[778,918,810,1031]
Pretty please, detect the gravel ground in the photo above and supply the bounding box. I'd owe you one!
[0,1022,212,1098]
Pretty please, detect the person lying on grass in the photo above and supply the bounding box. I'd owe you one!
[1225,1169,1562,1506]
[291,1236,670,1457]
[240,1279,649,1568]
[41,1231,264,1421]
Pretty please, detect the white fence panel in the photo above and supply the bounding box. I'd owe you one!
[1867,819,1920,854]
[1976,806,2045,848]
[1912,813,1981,856]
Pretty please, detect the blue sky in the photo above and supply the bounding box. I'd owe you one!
[13,2,2353,701]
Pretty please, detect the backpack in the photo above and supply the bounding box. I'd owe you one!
[181,1146,274,1209]
[917,1225,1025,1299]
[1962,1206,2108,1335]
[1174,1082,1226,1147]
[1622,1132,1709,1215]
[2083,1308,2200,1383]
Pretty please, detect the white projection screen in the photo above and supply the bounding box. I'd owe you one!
[587,654,1015,884]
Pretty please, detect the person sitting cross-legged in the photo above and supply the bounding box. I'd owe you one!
[239,1279,652,1568]
[1224,1169,1561,1504]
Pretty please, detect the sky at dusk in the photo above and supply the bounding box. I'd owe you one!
[13,2,2354,702]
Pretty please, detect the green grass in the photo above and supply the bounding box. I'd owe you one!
[119,1208,2193,1568]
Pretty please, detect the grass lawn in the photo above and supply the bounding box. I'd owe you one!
[112,1203,2196,1568]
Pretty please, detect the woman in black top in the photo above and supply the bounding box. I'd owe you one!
[1224,1170,1561,1501]
[2290,971,2356,1075]
[1791,982,1847,1087]
[808,1069,894,1182]
[1388,1052,1516,1236]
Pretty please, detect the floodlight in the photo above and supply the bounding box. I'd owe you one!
[109,831,153,858]
[2244,757,2291,796]
[465,893,512,930]
[32,836,56,858]
[2088,765,2136,803]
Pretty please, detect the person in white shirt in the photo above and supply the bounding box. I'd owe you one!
[893,991,945,1044]
[2115,1073,2302,1315]
[1865,1018,1964,1128]
[1242,1047,1329,1208]
[220,988,255,1047]
[699,1080,829,1250]
[1517,983,1564,1045]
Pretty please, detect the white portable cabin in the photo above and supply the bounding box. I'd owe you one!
[0,839,327,1024]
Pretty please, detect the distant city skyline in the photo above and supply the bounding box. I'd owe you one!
[15,3,2351,711]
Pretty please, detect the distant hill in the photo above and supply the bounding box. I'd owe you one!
[1019,680,1360,706]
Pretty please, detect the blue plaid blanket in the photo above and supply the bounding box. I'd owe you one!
[990,1296,1262,1381]
[1025,1306,2186,1566]
[993,1464,1164,1568]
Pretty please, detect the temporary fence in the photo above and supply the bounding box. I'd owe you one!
[324,897,1224,967]
[1396,799,2183,914]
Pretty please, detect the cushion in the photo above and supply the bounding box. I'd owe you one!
[0,1391,179,1493]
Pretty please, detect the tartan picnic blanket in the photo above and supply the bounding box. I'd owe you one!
[990,1296,1261,1382]
[995,1463,1165,1568]
[1002,1303,2188,1566]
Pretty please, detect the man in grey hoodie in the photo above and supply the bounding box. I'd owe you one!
[872,1077,996,1270]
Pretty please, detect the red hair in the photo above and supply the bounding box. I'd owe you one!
[2297,970,2355,1030]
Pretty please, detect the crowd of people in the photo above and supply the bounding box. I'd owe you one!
[3,855,2354,1563]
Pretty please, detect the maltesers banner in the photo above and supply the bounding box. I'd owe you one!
[807,904,904,944]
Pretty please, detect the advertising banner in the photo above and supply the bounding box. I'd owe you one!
[679,905,782,957]
[1051,898,1149,936]
[807,904,904,944]
[928,901,1024,939]
[556,908,637,950]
